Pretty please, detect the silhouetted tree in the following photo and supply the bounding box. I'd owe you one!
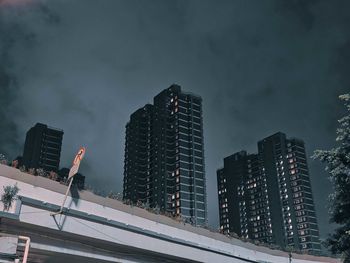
[313,94,350,262]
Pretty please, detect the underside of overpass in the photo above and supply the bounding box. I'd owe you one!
[0,217,199,263]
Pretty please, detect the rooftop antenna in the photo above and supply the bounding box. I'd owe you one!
[51,147,86,216]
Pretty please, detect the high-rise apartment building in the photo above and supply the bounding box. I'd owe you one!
[123,104,154,204]
[22,123,63,172]
[217,151,272,243]
[217,132,321,253]
[124,85,207,226]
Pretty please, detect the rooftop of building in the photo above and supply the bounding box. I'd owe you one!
[30,122,64,133]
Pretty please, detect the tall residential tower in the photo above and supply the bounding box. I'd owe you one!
[22,123,63,172]
[124,85,207,226]
[217,132,321,254]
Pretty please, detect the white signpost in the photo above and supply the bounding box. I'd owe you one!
[51,147,86,216]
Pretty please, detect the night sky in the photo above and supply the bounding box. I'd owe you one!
[1,0,349,239]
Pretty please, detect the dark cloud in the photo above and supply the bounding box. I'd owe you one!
[0,6,35,157]
[274,0,319,31]
[0,68,19,157]
[0,0,349,239]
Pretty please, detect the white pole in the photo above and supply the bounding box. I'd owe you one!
[50,177,74,216]
[50,147,85,217]
[18,236,30,263]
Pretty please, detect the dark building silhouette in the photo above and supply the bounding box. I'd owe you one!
[22,123,63,172]
[217,132,321,253]
[123,104,154,205]
[123,84,207,226]
[58,167,85,190]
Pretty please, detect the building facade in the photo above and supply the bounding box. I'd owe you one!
[123,104,154,204]
[217,132,321,253]
[22,123,63,172]
[124,85,207,226]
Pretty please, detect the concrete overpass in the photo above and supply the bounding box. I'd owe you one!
[0,164,341,263]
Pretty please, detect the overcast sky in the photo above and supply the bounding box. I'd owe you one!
[0,0,349,238]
